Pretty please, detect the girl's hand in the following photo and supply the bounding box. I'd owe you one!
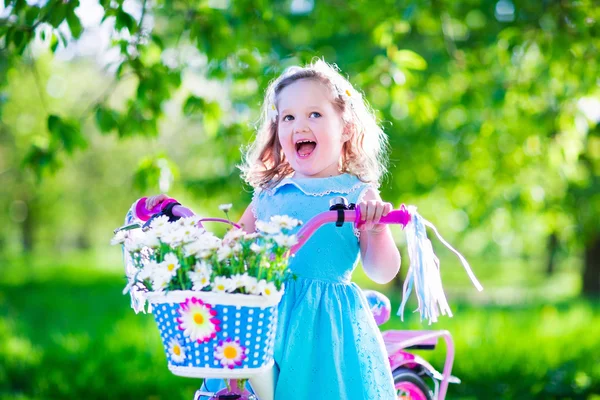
[357,199,393,234]
[146,194,169,210]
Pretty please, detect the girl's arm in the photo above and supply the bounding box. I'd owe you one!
[358,187,401,284]
[237,204,256,233]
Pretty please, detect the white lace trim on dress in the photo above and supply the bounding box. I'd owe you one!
[269,177,364,197]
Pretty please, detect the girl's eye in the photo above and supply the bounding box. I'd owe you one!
[282,115,294,121]
[310,112,321,118]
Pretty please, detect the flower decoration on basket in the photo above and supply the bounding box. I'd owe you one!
[111,209,301,312]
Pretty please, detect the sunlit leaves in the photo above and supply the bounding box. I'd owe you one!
[133,156,179,193]
[47,115,86,154]
[95,107,120,134]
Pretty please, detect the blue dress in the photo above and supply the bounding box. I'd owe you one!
[252,173,396,399]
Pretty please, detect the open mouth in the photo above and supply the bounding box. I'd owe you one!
[295,139,317,158]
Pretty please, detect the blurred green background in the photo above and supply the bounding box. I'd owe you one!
[1,0,599,399]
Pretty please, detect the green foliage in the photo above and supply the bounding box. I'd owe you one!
[1,261,599,399]
[0,0,598,292]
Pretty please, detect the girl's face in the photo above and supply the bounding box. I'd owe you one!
[276,79,348,179]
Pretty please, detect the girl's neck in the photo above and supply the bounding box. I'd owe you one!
[292,171,344,179]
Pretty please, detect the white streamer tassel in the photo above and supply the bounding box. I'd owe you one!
[398,206,483,325]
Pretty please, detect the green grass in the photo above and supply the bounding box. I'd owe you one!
[1,253,599,399]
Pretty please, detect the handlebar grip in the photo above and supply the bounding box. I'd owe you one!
[379,207,411,226]
[134,197,179,221]
[355,204,411,228]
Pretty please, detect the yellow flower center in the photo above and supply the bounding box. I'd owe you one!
[265,288,271,295]
[217,284,225,291]
[224,346,238,359]
[345,89,351,97]
[193,313,204,324]
[168,263,175,271]
[173,345,181,356]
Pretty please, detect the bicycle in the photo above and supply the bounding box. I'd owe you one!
[115,195,479,400]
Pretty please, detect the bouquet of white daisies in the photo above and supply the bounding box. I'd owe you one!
[111,207,301,312]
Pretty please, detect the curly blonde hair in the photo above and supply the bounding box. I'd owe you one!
[239,59,389,190]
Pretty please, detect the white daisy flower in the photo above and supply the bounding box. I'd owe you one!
[260,281,279,297]
[123,230,145,252]
[161,253,181,277]
[168,337,186,363]
[273,233,298,247]
[110,230,127,245]
[244,276,260,295]
[150,215,170,230]
[270,215,302,230]
[142,232,160,248]
[231,273,249,290]
[178,215,202,228]
[255,220,281,235]
[138,260,159,281]
[152,271,171,294]
[212,276,235,293]
[188,270,211,291]
[218,203,233,212]
[230,242,242,254]
[194,261,212,276]
[198,234,222,251]
[161,228,184,246]
[179,226,203,243]
[217,246,233,261]
[223,229,245,243]
[244,232,260,240]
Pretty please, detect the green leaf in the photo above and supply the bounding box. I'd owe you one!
[47,115,87,154]
[25,5,40,25]
[66,10,83,38]
[391,49,428,71]
[95,107,120,134]
[115,9,136,32]
[22,145,61,180]
[183,96,206,116]
[13,0,25,13]
[151,34,164,49]
[50,33,59,52]
[46,4,66,28]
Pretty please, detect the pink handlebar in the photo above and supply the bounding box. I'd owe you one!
[133,197,412,256]
[289,205,411,255]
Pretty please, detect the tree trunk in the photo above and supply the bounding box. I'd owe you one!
[546,233,558,276]
[582,235,600,297]
[22,199,33,252]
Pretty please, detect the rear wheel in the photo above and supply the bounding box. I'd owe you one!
[393,368,433,400]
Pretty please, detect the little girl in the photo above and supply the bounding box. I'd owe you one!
[148,60,399,399]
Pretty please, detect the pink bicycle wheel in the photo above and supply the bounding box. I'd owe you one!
[393,368,433,400]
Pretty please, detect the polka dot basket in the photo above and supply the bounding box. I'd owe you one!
[147,290,281,379]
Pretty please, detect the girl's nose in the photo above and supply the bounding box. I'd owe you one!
[293,121,310,133]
